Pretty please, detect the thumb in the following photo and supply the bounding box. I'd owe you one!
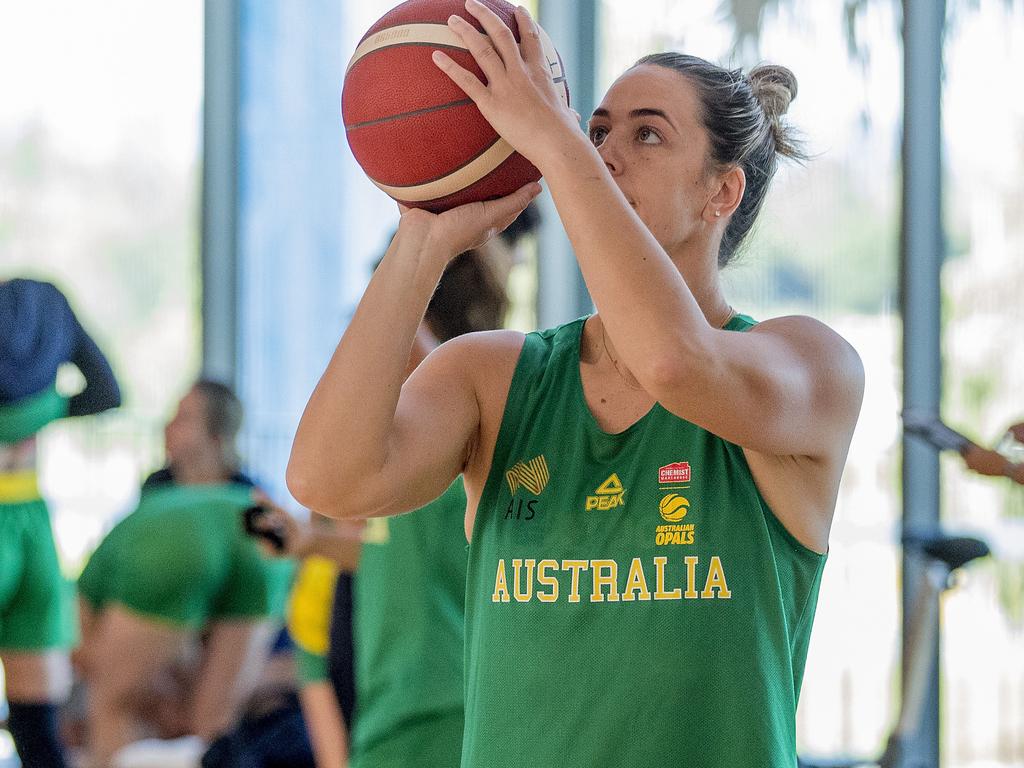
[482,181,543,227]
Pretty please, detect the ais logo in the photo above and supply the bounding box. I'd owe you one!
[658,493,689,522]
[506,455,550,496]
[585,473,625,511]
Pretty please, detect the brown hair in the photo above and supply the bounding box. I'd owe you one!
[193,379,243,471]
[424,249,509,342]
[634,53,807,267]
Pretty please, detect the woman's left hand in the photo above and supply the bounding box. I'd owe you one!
[433,0,580,169]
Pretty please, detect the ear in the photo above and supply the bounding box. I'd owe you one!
[702,166,746,223]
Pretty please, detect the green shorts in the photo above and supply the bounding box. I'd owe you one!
[294,645,329,687]
[0,385,68,444]
[78,484,294,629]
[0,497,73,650]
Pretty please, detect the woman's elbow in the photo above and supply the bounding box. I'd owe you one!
[285,458,327,513]
[286,457,373,519]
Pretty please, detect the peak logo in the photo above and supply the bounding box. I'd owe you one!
[585,473,625,511]
[505,455,550,496]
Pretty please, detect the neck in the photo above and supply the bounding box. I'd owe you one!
[589,248,733,390]
[174,457,231,485]
[668,243,733,329]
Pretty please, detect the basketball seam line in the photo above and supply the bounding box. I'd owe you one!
[345,97,476,131]
[347,39,468,74]
[385,135,506,194]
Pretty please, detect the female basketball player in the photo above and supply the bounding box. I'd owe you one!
[289,3,864,764]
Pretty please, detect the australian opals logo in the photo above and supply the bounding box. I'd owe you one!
[656,493,695,545]
[659,493,689,522]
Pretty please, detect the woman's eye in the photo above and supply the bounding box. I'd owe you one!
[589,126,608,146]
[637,127,662,144]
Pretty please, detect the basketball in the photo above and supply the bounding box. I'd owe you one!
[659,494,689,522]
[342,0,569,213]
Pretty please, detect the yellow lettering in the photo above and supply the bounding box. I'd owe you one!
[562,559,589,603]
[536,559,559,603]
[585,497,599,510]
[512,558,535,602]
[590,559,619,602]
[492,559,511,603]
[653,556,682,600]
[684,555,699,598]
[621,557,651,601]
[701,555,732,599]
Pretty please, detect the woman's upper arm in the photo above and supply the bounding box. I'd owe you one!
[657,316,865,459]
[342,331,518,518]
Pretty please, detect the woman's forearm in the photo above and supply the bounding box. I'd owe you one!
[538,137,713,381]
[287,227,447,510]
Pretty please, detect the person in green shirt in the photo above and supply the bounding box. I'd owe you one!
[289,5,864,766]
[77,380,293,767]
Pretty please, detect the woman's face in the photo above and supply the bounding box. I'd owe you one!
[588,65,718,254]
[164,387,215,467]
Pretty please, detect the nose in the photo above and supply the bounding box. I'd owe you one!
[596,135,623,177]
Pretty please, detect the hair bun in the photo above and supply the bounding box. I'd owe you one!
[748,64,798,120]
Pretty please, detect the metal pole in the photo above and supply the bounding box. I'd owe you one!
[900,0,945,765]
[537,0,598,327]
[201,0,240,386]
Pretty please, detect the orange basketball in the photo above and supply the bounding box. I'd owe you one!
[342,0,569,213]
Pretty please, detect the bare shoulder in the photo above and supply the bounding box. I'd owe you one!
[750,314,859,360]
[750,315,865,418]
[426,329,527,384]
[413,328,527,421]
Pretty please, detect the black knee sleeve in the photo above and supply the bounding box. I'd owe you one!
[6,701,68,768]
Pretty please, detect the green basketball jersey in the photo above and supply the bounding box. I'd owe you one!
[463,316,826,768]
[352,479,468,768]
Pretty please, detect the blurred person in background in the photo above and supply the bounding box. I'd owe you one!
[243,505,362,768]
[76,380,293,767]
[961,421,1024,485]
[0,277,121,768]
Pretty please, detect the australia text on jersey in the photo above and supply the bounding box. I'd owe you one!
[490,555,731,603]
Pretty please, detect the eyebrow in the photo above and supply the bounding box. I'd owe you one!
[590,107,678,132]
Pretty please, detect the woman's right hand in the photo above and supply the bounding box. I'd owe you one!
[396,181,542,265]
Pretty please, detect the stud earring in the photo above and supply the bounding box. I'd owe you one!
[714,210,721,218]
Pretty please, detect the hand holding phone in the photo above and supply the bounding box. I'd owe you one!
[902,411,976,453]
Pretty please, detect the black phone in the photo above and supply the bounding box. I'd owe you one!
[243,505,287,553]
[902,411,974,452]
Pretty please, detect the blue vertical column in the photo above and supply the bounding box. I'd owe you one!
[900,0,945,765]
[537,0,598,326]
[233,0,349,501]
[202,0,240,385]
